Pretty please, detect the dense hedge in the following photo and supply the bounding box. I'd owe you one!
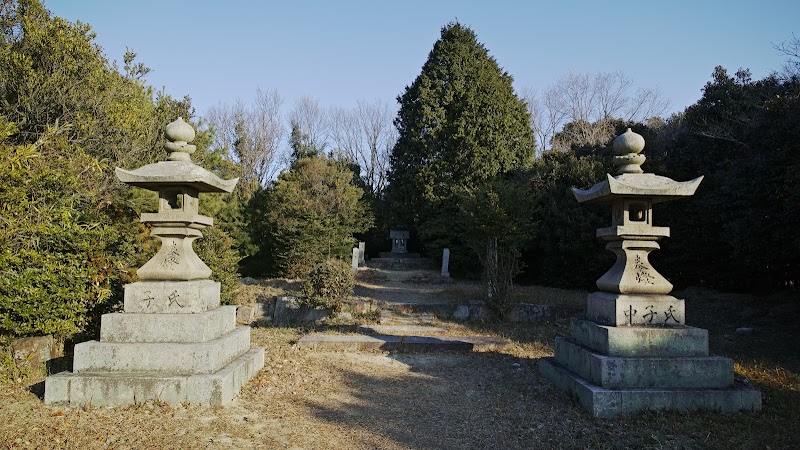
[0,121,133,337]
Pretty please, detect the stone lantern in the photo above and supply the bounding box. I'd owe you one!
[45,118,264,406]
[539,129,761,418]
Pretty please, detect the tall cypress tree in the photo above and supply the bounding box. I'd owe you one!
[386,22,535,251]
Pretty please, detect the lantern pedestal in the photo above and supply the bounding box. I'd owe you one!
[45,284,264,407]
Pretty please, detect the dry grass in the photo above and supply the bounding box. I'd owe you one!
[232,278,303,306]
[1,282,798,449]
[354,268,586,308]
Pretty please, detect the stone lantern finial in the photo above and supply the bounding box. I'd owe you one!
[613,128,646,175]
[165,117,197,161]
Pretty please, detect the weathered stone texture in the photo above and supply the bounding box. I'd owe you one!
[541,129,760,417]
[45,118,263,407]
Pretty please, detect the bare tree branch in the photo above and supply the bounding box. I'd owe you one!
[328,99,396,195]
[206,88,285,185]
[289,96,328,153]
[773,33,800,77]
[524,72,670,152]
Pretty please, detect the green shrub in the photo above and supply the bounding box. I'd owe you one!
[0,123,128,339]
[256,156,373,278]
[301,258,354,311]
[194,226,241,305]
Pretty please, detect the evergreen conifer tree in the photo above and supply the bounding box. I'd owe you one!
[386,22,535,253]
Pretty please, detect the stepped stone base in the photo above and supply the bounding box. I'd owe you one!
[72,326,251,375]
[553,337,733,389]
[45,279,264,407]
[45,348,264,407]
[101,306,236,343]
[541,314,761,417]
[539,358,761,419]
[570,318,708,357]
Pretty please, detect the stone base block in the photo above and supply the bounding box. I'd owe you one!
[73,327,251,375]
[100,306,236,343]
[273,296,331,325]
[12,335,58,367]
[377,252,421,259]
[554,337,733,389]
[45,347,264,407]
[124,280,220,314]
[587,292,685,326]
[297,334,508,352]
[298,334,400,351]
[539,357,761,419]
[571,318,708,357]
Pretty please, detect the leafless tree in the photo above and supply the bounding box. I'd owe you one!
[624,87,670,123]
[595,71,632,119]
[328,99,397,195]
[524,72,669,152]
[289,95,328,154]
[206,88,285,186]
[522,87,567,155]
[773,33,800,77]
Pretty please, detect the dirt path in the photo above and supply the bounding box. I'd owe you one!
[353,268,469,305]
[353,267,586,309]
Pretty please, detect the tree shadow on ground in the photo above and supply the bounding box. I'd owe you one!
[286,284,800,449]
[298,351,577,449]
[293,344,800,450]
[678,287,800,373]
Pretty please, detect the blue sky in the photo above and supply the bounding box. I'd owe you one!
[46,0,798,119]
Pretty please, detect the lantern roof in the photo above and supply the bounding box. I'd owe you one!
[572,128,702,204]
[572,173,703,204]
[115,118,238,193]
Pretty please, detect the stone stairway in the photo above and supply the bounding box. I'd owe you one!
[296,306,508,353]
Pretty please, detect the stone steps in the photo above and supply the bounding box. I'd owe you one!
[357,324,448,334]
[297,333,507,352]
[366,258,435,270]
[378,309,438,325]
[297,307,507,352]
[378,301,582,323]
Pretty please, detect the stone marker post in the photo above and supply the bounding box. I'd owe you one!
[358,241,366,265]
[539,129,761,418]
[44,118,264,407]
[352,247,360,273]
[441,248,450,278]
